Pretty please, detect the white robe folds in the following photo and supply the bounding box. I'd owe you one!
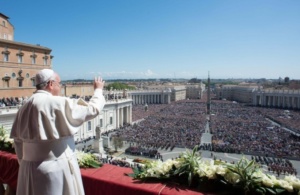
[10,89,105,195]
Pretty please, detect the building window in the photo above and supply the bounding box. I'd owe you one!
[31,77,36,86]
[4,80,9,88]
[26,73,30,78]
[2,21,5,27]
[100,119,103,127]
[17,50,24,63]
[31,53,37,64]
[3,34,7,39]
[11,73,16,78]
[18,79,23,87]
[32,57,36,64]
[2,76,10,88]
[110,117,113,125]
[43,55,48,65]
[87,121,92,131]
[18,55,23,63]
[3,53,9,62]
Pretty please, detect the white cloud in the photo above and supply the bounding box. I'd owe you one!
[60,69,205,80]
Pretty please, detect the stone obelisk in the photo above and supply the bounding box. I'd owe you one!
[200,72,212,150]
[207,71,211,116]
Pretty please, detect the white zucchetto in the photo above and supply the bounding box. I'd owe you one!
[35,69,55,86]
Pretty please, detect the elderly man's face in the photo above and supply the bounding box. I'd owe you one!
[50,73,62,96]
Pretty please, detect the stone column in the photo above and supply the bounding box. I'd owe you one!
[120,107,123,127]
[139,95,141,104]
[124,106,128,124]
[116,108,119,128]
[279,95,281,108]
[129,105,132,124]
[252,94,255,106]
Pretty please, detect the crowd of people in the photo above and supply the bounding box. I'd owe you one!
[210,101,300,159]
[116,100,208,153]
[112,98,300,164]
[0,97,28,107]
[98,155,143,169]
[124,146,163,159]
[258,108,300,134]
[252,155,297,176]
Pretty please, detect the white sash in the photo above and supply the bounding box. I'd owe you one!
[22,136,75,161]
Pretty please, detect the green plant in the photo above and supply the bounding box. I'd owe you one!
[174,146,201,186]
[0,126,14,153]
[128,147,300,195]
[76,150,102,168]
[223,157,283,194]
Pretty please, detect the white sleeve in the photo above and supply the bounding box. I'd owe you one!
[64,89,106,128]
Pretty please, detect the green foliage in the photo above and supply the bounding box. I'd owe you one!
[0,126,15,153]
[223,157,265,193]
[128,146,300,195]
[112,136,124,152]
[76,150,102,168]
[188,78,202,83]
[174,146,201,186]
[105,82,135,90]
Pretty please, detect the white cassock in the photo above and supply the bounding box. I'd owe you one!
[10,89,105,195]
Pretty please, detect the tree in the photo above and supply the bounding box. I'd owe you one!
[188,78,202,83]
[105,82,135,90]
[111,136,124,152]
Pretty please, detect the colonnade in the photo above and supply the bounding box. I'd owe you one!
[253,90,300,110]
[131,94,171,104]
[115,105,132,128]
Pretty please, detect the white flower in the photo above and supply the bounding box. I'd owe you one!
[277,179,293,192]
[75,150,100,168]
[215,165,226,176]
[0,133,14,148]
[224,172,241,184]
[196,160,219,179]
[250,171,272,187]
[261,175,275,188]
[284,175,300,190]
[142,160,173,178]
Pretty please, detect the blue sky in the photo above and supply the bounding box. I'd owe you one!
[1,0,300,80]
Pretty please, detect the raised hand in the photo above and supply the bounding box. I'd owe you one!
[94,76,105,90]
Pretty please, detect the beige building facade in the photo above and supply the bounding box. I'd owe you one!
[185,83,205,99]
[216,84,300,110]
[215,84,258,103]
[0,13,53,98]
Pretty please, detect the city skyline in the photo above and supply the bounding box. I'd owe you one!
[1,0,300,80]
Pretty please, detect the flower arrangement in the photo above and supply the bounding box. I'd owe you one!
[128,146,300,195]
[76,150,102,168]
[0,126,14,153]
[0,126,102,169]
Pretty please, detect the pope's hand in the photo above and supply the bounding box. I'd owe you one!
[94,76,105,90]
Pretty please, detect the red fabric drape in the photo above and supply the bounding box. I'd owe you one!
[0,151,204,195]
[0,151,19,190]
[81,164,203,195]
